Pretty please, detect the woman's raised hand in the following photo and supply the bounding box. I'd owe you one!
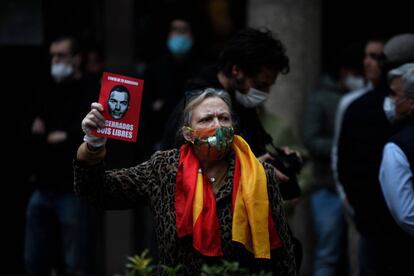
[81,102,107,148]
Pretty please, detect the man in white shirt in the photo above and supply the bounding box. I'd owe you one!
[379,63,414,236]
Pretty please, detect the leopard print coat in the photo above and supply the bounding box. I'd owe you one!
[74,149,297,275]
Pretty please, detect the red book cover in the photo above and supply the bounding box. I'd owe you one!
[91,72,144,142]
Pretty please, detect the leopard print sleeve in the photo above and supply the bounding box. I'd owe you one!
[263,162,297,276]
[74,149,179,210]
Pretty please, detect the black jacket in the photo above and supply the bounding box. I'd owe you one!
[32,75,99,193]
[337,84,398,235]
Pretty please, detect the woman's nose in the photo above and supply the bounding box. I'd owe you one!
[211,117,220,127]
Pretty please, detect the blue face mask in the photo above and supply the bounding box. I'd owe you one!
[167,35,193,55]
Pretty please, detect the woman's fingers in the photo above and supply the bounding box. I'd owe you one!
[91,102,104,112]
[82,103,106,133]
[89,109,106,127]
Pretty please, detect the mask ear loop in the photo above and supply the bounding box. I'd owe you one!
[182,126,194,144]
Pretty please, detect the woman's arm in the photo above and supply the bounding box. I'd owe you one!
[74,143,164,210]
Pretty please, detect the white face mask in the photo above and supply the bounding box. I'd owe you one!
[235,88,269,108]
[383,96,407,123]
[51,63,74,82]
[344,75,365,91]
[383,96,411,123]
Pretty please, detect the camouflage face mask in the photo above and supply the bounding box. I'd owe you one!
[184,126,234,160]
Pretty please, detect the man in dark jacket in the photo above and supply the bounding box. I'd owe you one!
[143,16,205,153]
[25,36,99,275]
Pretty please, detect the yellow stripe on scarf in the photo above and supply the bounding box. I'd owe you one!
[193,170,203,226]
[232,135,271,259]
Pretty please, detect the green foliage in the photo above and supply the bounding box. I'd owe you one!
[116,250,155,276]
[200,260,249,275]
[200,260,272,276]
[160,264,183,276]
[118,250,272,276]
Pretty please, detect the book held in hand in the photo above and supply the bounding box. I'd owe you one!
[91,72,144,142]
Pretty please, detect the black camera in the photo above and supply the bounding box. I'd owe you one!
[270,147,303,177]
[268,146,304,200]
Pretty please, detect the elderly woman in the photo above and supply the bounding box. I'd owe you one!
[75,88,296,275]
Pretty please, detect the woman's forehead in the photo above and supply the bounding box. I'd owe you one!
[193,97,230,113]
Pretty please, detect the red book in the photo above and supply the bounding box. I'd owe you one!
[91,72,144,142]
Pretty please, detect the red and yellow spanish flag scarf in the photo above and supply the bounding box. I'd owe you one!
[175,135,282,258]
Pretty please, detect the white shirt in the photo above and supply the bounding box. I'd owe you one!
[379,142,414,236]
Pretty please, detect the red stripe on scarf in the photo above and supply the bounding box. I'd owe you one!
[193,174,222,256]
[175,145,198,237]
[175,145,222,256]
